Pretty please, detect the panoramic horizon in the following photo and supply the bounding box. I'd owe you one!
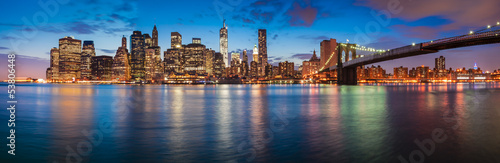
[1,0,500,80]
[2,0,500,163]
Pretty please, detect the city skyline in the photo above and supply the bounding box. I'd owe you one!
[1,0,500,80]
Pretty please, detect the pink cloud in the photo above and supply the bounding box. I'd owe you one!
[356,0,500,30]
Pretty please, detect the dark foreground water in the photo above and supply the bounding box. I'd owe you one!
[1,83,500,163]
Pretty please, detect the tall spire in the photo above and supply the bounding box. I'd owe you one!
[152,23,158,47]
[121,35,126,48]
[223,19,226,28]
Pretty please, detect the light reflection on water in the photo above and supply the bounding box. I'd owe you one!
[1,83,500,162]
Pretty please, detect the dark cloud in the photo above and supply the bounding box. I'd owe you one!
[0,47,9,50]
[66,22,100,34]
[0,23,22,27]
[287,1,318,27]
[272,34,278,40]
[99,49,116,54]
[390,25,439,40]
[224,0,336,28]
[297,35,330,43]
[290,53,313,60]
[355,0,500,30]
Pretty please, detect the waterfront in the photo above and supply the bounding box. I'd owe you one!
[1,83,500,162]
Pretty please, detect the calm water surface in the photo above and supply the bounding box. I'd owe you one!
[1,83,500,162]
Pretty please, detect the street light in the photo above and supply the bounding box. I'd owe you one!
[488,25,491,29]
[469,31,474,34]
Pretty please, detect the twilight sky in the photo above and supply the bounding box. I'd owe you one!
[1,0,499,79]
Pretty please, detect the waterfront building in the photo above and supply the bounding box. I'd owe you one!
[416,66,430,79]
[183,39,207,74]
[112,36,131,81]
[393,66,409,79]
[46,48,60,81]
[130,31,146,81]
[279,61,295,78]
[302,50,320,77]
[91,56,113,81]
[320,39,338,70]
[81,41,96,80]
[58,36,82,81]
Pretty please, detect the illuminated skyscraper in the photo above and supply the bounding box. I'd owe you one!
[435,56,445,70]
[91,56,113,81]
[220,20,228,67]
[320,39,338,70]
[183,39,206,74]
[112,36,131,81]
[46,47,60,81]
[258,29,267,76]
[252,44,258,62]
[152,24,158,47]
[144,34,152,48]
[231,52,240,66]
[81,41,96,80]
[130,31,145,81]
[241,50,249,77]
[435,56,446,78]
[171,32,182,49]
[58,36,82,81]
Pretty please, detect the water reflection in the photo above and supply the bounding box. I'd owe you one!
[1,83,500,162]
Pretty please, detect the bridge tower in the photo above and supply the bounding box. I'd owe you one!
[337,43,358,85]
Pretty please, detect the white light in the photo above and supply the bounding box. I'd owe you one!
[497,22,500,25]
[487,25,491,28]
[470,31,474,34]
[412,43,416,46]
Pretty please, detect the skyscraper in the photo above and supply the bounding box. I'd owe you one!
[46,47,60,81]
[91,56,113,81]
[183,39,207,74]
[231,52,240,66]
[258,29,267,76]
[320,39,338,70]
[144,34,152,48]
[81,41,96,80]
[252,44,258,62]
[171,32,182,49]
[220,20,228,67]
[130,31,145,81]
[435,56,445,70]
[435,56,446,78]
[152,24,158,47]
[242,50,249,77]
[112,36,131,81]
[58,36,82,81]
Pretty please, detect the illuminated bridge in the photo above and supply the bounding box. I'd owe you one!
[325,22,500,85]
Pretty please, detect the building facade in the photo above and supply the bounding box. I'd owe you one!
[58,36,82,81]
[220,20,228,67]
[258,29,267,77]
[81,41,96,80]
[91,56,114,81]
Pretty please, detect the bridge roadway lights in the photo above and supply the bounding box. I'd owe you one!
[337,66,358,85]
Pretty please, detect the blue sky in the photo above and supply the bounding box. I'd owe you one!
[1,0,499,79]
